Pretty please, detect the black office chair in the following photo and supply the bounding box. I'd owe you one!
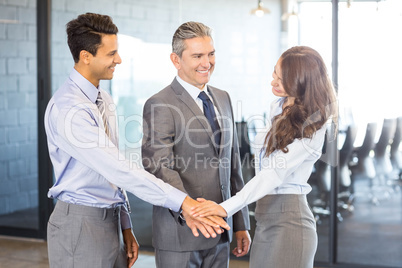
[374,118,397,192]
[338,124,358,211]
[235,121,256,214]
[235,121,255,183]
[349,122,379,205]
[311,122,344,223]
[390,117,402,180]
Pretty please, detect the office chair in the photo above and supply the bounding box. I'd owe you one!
[235,121,256,213]
[311,156,332,223]
[374,118,398,192]
[311,123,344,223]
[390,117,402,180]
[349,122,379,205]
[338,124,358,212]
[235,121,255,183]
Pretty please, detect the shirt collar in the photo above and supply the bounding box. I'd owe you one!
[176,75,209,102]
[69,68,99,104]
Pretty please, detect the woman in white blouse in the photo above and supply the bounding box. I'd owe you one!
[192,46,337,268]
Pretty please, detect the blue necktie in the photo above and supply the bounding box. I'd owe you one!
[198,91,221,149]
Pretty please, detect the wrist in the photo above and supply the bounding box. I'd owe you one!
[178,210,186,225]
[181,196,192,212]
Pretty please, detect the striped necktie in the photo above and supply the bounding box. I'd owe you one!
[96,91,131,213]
[96,91,110,137]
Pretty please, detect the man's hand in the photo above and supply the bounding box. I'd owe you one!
[181,196,230,238]
[181,209,223,239]
[232,230,251,257]
[122,228,139,268]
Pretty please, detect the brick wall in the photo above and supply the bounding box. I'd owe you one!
[0,0,38,215]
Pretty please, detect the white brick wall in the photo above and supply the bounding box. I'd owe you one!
[0,24,5,39]
[0,40,18,57]
[6,0,29,7]
[0,128,4,144]
[0,144,18,161]
[0,75,18,92]
[0,0,38,215]
[0,59,5,74]
[0,6,18,21]
[7,58,28,74]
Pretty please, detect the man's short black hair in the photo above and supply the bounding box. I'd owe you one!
[66,13,118,63]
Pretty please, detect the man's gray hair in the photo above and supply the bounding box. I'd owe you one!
[172,21,213,57]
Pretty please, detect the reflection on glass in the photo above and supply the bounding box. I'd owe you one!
[111,34,176,246]
[113,34,176,159]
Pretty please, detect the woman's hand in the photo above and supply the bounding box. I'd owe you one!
[181,196,230,238]
[191,198,228,218]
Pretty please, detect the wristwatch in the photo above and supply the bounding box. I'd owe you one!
[178,210,186,226]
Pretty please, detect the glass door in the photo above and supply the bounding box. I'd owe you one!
[297,1,333,264]
[0,0,53,239]
[298,1,402,267]
[0,1,39,231]
[336,1,402,267]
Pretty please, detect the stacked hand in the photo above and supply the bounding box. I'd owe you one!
[190,198,251,257]
[181,196,230,239]
[191,198,228,218]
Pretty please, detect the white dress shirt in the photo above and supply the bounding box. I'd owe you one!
[221,97,327,217]
[176,75,221,127]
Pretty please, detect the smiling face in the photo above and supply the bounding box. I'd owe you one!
[271,58,296,108]
[85,34,122,87]
[271,59,289,98]
[171,36,215,89]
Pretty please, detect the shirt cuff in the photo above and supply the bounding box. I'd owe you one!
[120,207,133,230]
[220,195,245,218]
[164,187,187,212]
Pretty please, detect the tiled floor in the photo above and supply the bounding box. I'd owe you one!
[0,236,250,268]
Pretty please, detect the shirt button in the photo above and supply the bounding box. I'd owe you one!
[220,185,224,190]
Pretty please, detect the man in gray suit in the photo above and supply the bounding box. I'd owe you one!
[142,21,251,267]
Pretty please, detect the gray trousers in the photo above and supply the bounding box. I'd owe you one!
[250,194,317,268]
[155,239,230,268]
[47,201,127,268]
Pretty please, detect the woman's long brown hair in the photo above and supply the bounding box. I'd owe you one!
[263,46,337,157]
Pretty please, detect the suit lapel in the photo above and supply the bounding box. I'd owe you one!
[171,79,219,155]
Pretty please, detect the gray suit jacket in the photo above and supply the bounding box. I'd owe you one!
[142,78,250,251]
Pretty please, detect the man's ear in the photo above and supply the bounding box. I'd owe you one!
[170,53,181,70]
[79,50,92,65]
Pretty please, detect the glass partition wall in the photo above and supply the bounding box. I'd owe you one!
[336,1,402,267]
[298,1,402,267]
[0,0,41,237]
[0,0,52,239]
